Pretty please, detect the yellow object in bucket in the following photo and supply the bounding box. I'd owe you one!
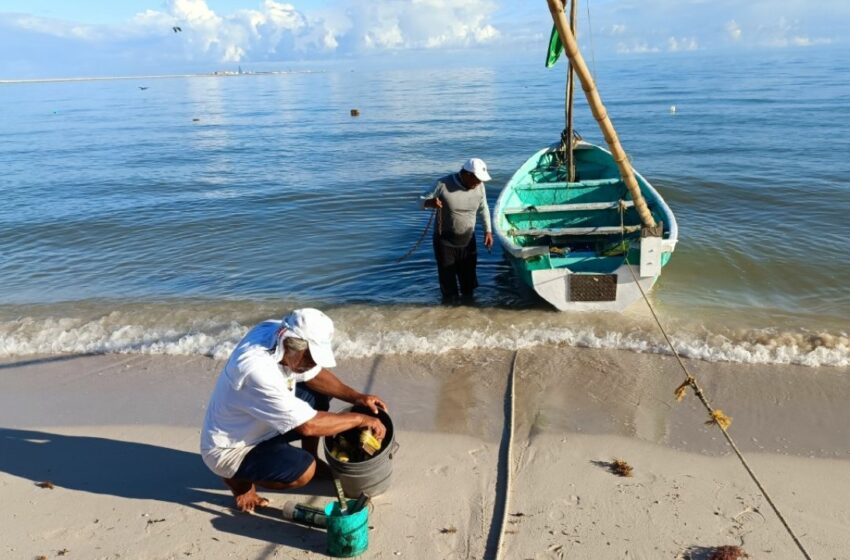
[359,428,382,456]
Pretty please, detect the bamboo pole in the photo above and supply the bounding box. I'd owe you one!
[546,0,657,229]
[564,0,577,182]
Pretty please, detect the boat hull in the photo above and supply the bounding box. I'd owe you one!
[495,142,677,311]
[512,261,658,312]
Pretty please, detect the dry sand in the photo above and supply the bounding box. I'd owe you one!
[1,348,849,559]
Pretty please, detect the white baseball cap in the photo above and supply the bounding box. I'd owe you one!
[462,158,492,182]
[279,308,336,368]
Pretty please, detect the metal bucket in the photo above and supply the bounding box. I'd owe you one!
[323,405,398,498]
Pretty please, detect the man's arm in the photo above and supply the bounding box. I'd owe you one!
[305,368,388,414]
[478,185,494,249]
[421,181,444,209]
[296,410,386,439]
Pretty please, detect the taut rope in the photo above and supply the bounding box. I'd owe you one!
[618,205,814,560]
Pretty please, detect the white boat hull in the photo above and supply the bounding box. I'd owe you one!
[529,264,659,312]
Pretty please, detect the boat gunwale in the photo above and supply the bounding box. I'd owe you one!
[494,141,678,262]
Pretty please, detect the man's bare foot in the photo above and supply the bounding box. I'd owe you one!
[223,478,270,513]
[235,487,269,513]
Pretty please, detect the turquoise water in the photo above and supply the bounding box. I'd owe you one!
[1,47,848,366]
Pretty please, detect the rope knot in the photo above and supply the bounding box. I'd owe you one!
[706,409,733,430]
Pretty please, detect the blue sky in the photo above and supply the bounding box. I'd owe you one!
[1,0,846,78]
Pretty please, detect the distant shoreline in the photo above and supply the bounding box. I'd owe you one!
[0,69,324,85]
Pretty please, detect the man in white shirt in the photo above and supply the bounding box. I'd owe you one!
[201,308,387,512]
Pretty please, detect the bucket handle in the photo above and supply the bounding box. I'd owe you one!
[388,440,400,460]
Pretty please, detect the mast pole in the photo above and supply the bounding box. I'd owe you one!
[565,0,577,182]
[546,0,657,229]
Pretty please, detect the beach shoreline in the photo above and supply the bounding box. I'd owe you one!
[1,347,848,559]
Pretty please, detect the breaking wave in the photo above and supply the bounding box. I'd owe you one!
[0,303,846,368]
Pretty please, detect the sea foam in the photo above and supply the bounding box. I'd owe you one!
[0,311,847,368]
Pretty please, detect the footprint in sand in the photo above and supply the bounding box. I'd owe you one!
[547,496,579,521]
[427,465,450,476]
[729,507,765,538]
[547,508,566,522]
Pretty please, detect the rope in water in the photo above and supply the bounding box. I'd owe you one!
[395,207,440,264]
[618,206,814,560]
[494,351,518,560]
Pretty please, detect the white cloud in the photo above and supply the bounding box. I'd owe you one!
[616,41,660,54]
[755,16,833,48]
[764,34,832,48]
[7,14,102,40]
[1,0,847,76]
[1,0,500,68]
[725,19,742,41]
[346,0,499,51]
[667,36,698,52]
[321,29,338,50]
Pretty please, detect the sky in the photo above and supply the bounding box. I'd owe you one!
[0,0,846,78]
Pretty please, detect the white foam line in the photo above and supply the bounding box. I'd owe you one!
[1,320,846,368]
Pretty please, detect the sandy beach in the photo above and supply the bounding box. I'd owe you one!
[1,348,849,559]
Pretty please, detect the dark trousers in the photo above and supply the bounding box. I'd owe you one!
[433,234,478,300]
[232,384,331,484]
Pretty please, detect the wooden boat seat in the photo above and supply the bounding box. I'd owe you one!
[514,177,623,190]
[509,225,641,237]
[503,200,634,215]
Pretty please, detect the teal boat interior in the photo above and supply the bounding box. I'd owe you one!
[496,143,676,273]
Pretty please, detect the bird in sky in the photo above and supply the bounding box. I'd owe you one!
[172,26,182,33]
[139,86,149,90]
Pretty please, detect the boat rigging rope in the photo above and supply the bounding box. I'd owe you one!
[585,0,598,81]
[618,206,814,560]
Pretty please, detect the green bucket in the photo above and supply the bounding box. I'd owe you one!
[324,499,368,558]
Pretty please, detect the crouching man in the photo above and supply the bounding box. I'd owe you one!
[201,308,387,512]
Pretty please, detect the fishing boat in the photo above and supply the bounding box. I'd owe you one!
[494,0,678,311]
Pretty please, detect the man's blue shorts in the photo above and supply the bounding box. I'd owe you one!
[233,385,330,483]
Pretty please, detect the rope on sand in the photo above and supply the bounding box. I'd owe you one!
[623,259,814,560]
[493,351,518,560]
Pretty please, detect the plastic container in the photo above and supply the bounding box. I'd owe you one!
[323,406,399,498]
[281,500,327,528]
[324,499,368,558]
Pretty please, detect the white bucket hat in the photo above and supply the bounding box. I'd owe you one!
[462,157,492,182]
[277,308,336,368]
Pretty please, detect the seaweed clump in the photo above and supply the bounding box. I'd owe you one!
[708,545,748,560]
[611,459,634,477]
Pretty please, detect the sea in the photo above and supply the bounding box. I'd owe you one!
[1,46,848,367]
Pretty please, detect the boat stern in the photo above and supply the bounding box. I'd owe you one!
[530,265,660,312]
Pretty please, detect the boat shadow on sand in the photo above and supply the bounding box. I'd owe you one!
[0,427,334,553]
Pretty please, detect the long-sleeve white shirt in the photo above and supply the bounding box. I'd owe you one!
[421,173,491,248]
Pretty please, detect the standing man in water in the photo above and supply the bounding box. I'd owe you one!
[201,308,388,513]
[421,158,494,303]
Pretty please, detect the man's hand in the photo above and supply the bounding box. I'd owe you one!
[424,198,443,209]
[359,414,387,440]
[355,394,388,415]
[484,232,494,250]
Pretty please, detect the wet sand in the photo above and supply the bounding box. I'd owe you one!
[1,348,848,559]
